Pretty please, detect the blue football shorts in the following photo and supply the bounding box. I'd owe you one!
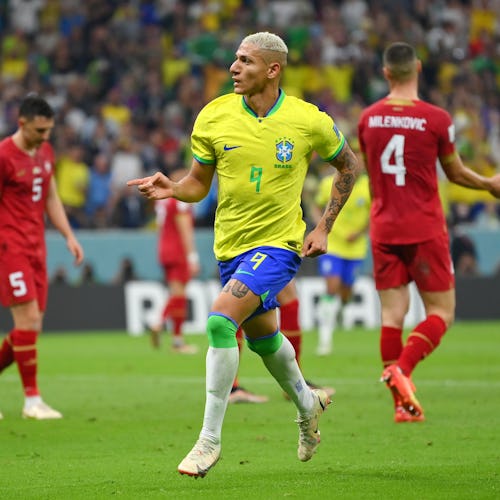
[318,253,363,286]
[218,246,301,315]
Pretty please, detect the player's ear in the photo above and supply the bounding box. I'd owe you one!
[416,59,422,73]
[268,62,281,79]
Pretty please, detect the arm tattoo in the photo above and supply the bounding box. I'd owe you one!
[324,145,359,232]
[222,279,250,299]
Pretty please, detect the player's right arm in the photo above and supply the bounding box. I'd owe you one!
[45,177,84,266]
[127,158,215,202]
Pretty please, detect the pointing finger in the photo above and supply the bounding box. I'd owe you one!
[127,177,150,186]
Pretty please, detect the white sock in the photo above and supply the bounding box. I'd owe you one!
[200,346,239,443]
[261,335,314,415]
[24,395,42,409]
[317,294,340,353]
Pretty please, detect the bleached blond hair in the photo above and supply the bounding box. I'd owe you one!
[241,32,288,66]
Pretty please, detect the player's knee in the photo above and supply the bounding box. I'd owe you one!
[15,312,42,331]
[206,313,238,348]
[246,330,283,356]
[428,309,454,329]
[442,311,454,329]
[382,313,406,328]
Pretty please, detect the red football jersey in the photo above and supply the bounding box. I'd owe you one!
[155,198,194,265]
[358,98,455,244]
[0,137,55,260]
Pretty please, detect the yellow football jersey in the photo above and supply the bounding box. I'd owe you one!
[191,91,345,261]
[316,173,371,259]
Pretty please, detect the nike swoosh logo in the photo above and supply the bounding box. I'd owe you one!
[224,145,241,151]
[235,269,254,276]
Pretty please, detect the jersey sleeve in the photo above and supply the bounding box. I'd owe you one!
[191,107,216,165]
[436,108,456,161]
[310,108,345,161]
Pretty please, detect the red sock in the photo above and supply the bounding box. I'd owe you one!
[166,295,187,337]
[380,326,403,367]
[160,301,169,324]
[398,315,447,376]
[380,326,403,406]
[233,327,244,389]
[280,299,302,365]
[11,329,39,396]
[0,333,15,372]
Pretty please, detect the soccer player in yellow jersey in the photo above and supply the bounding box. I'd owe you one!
[128,32,360,478]
[314,165,371,356]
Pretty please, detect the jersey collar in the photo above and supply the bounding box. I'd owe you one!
[241,89,286,118]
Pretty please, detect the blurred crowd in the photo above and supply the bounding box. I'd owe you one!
[1,0,500,233]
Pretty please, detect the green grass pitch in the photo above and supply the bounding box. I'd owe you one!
[0,322,499,499]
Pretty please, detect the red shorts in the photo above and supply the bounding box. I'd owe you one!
[371,233,455,292]
[0,251,48,310]
[163,260,190,284]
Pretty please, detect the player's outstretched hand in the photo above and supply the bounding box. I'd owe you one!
[127,172,174,200]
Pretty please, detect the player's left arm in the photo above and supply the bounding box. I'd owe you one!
[441,153,500,198]
[45,177,84,265]
[302,142,360,257]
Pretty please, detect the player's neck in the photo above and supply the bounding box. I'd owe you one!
[387,81,419,101]
[244,87,280,118]
[12,130,37,156]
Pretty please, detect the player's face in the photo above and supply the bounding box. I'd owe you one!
[20,115,54,150]
[230,43,271,96]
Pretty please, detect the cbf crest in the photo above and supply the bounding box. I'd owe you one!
[275,137,294,162]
